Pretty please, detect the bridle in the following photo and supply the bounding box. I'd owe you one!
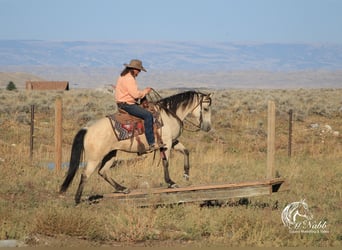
[183,94,211,132]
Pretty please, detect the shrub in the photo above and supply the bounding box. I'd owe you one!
[6,81,17,91]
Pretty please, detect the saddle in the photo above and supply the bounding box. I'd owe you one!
[107,101,163,144]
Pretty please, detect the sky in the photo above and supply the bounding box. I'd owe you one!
[0,0,341,43]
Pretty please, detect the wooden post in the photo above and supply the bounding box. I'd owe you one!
[288,109,293,157]
[267,100,275,179]
[55,97,62,171]
[30,105,35,160]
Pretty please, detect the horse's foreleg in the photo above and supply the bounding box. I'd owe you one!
[161,150,178,188]
[172,140,190,180]
[98,150,130,194]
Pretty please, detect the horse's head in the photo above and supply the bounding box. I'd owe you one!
[191,93,212,132]
[157,91,213,132]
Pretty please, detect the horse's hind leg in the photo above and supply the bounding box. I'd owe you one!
[75,173,87,204]
[172,140,190,180]
[98,150,130,194]
[75,160,100,204]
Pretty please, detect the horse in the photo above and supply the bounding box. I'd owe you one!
[281,200,313,228]
[59,91,212,204]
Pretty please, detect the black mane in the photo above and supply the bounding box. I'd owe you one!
[157,91,200,114]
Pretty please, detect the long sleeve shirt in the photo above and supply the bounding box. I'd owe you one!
[115,73,148,104]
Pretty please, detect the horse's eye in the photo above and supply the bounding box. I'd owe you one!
[203,107,209,112]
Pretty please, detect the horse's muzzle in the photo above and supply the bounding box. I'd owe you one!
[201,123,211,132]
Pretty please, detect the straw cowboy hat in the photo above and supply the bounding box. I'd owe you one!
[124,59,147,72]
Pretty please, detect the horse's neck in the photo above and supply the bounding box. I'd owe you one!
[175,100,198,121]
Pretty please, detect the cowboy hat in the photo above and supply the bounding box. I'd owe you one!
[124,59,147,72]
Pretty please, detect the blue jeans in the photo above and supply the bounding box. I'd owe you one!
[118,103,155,145]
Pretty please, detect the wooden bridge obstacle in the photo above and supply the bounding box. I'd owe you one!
[102,178,285,206]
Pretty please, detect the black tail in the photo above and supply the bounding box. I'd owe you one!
[59,129,87,193]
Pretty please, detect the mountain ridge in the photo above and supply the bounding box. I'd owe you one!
[1,40,342,70]
[1,40,341,89]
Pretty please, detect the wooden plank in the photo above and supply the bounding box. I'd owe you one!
[104,178,284,197]
[102,178,285,206]
[118,186,271,206]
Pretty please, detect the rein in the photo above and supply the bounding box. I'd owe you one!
[184,94,212,132]
[183,99,203,132]
[147,89,184,132]
[157,103,185,132]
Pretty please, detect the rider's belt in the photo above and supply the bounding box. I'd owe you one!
[117,102,127,108]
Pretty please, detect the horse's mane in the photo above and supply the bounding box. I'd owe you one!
[157,91,201,114]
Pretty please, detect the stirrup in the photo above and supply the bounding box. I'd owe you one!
[147,143,166,152]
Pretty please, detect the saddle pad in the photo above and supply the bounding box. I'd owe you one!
[107,108,163,141]
[107,113,144,141]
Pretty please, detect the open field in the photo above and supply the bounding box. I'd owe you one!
[2,68,342,89]
[0,87,341,247]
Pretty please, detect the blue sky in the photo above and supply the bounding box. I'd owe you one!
[0,0,341,43]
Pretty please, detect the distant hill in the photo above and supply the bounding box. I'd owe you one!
[1,40,342,70]
[1,40,341,89]
[0,72,45,89]
[1,67,341,90]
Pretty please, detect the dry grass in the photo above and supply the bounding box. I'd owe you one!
[0,88,341,247]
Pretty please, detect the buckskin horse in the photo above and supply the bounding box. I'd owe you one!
[59,90,212,204]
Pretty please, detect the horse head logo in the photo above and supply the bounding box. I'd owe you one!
[281,199,313,228]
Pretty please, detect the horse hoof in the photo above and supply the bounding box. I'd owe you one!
[183,174,190,181]
[58,193,66,199]
[169,183,179,188]
[115,188,130,194]
[122,188,130,194]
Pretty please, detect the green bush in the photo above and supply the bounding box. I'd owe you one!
[6,81,17,91]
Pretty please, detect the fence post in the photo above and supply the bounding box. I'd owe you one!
[55,97,62,171]
[30,105,35,160]
[288,109,293,157]
[267,100,275,179]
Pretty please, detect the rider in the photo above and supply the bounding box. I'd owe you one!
[114,59,164,152]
